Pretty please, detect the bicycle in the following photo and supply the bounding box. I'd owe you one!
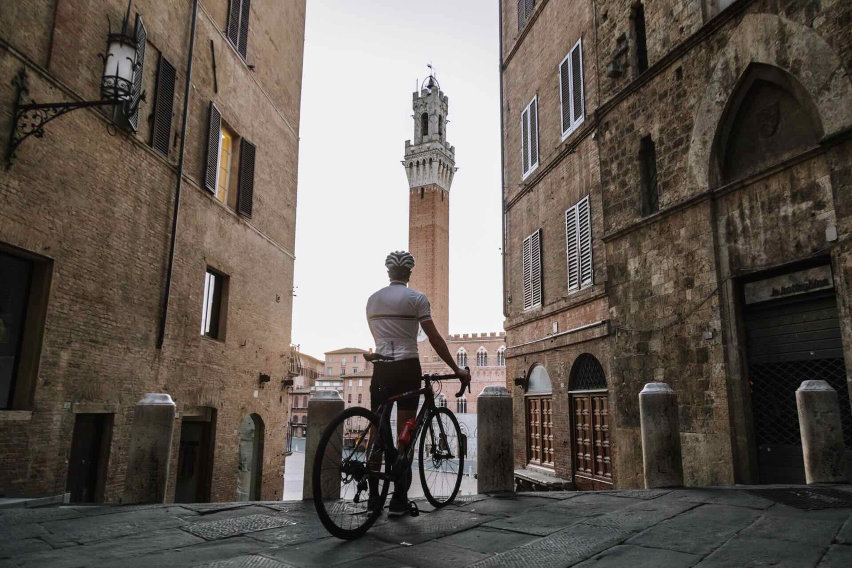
[312,352,471,539]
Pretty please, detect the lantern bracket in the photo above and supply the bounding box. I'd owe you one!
[5,68,124,168]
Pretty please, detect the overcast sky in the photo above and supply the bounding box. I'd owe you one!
[291,0,503,359]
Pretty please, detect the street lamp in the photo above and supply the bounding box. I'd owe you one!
[5,2,146,167]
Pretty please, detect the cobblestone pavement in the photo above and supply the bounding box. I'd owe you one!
[2,486,852,567]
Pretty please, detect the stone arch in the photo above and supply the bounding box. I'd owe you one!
[527,364,552,394]
[688,13,852,190]
[236,413,264,501]
[568,354,607,391]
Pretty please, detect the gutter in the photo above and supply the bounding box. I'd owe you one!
[157,0,199,348]
[499,1,508,319]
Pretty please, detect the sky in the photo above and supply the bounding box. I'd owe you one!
[291,0,503,359]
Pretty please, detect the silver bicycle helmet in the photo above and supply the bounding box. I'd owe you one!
[385,251,416,270]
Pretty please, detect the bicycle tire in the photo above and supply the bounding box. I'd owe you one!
[313,406,389,539]
[418,406,464,508]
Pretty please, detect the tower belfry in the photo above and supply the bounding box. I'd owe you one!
[404,74,456,341]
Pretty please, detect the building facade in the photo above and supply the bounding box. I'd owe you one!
[288,351,323,438]
[0,0,305,502]
[502,0,851,490]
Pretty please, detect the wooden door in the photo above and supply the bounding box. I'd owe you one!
[526,396,554,468]
[572,393,612,490]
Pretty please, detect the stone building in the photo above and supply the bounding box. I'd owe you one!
[402,76,506,411]
[0,0,305,503]
[287,351,323,439]
[501,0,851,490]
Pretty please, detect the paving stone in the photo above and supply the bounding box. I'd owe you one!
[627,504,761,555]
[836,516,852,544]
[662,488,774,510]
[573,544,700,568]
[0,507,84,523]
[547,493,645,514]
[818,545,852,568]
[182,514,297,540]
[246,516,335,547]
[264,535,398,567]
[483,506,579,536]
[0,537,52,559]
[0,518,50,542]
[597,489,672,500]
[40,509,189,544]
[382,539,493,568]
[738,512,842,546]
[333,555,413,568]
[197,555,295,568]
[437,526,541,554]
[578,497,698,533]
[187,506,282,522]
[694,535,825,567]
[370,509,496,545]
[763,502,852,521]
[97,536,271,568]
[515,491,581,500]
[458,495,559,517]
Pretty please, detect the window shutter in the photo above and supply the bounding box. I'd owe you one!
[203,102,221,194]
[151,56,176,157]
[127,14,146,132]
[517,0,525,31]
[227,0,241,47]
[565,205,579,291]
[531,229,542,307]
[559,57,571,135]
[522,235,532,310]
[521,108,530,175]
[237,138,255,218]
[237,0,251,58]
[578,196,593,286]
[570,40,584,126]
[529,98,538,168]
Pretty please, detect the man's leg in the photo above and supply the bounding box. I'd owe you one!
[389,406,416,515]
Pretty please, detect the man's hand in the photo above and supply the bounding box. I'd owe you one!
[455,367,471,382]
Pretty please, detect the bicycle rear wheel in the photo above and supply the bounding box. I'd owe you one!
[418,406,464,508]
[313,407,389,539]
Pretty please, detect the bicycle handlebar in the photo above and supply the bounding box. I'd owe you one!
[423,367,471,398]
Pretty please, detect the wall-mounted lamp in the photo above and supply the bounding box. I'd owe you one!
[513,370,528,390]
[5,2,146,167]
[282,378,294,388]
[259,373,271,387]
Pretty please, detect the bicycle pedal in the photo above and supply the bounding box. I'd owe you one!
[407,501,419,517]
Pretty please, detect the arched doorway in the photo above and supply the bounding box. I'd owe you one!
[568,354,612,490]
[236,414,264,501]
[525,365,553,469]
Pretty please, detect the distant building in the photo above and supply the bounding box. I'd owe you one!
[288,351,323,438]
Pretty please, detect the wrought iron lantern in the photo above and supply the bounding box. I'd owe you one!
[5,1,146,167]
[513,369,528,390]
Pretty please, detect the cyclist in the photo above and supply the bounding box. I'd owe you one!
[365,250,471,517]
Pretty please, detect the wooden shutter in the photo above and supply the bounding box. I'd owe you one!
[570,40,584,126]
[151,56,176,157]
[559,56,572,135]
[128,14,147,132]
[521,107,530,175]
[203,102,221,194]
[529,98,538,168]
[517,0,525,30]
[227,0,241,47]
[522,234,532,310]
[237,0,251,58]
[578,196,593,286]
[237,138,255,217]
[565,205,579,291]
[531,229,542,307]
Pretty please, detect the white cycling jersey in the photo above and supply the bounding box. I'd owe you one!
[366,282,432,361]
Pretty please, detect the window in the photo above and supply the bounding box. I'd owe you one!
[202,102,255,217]
[559,39,585,139]
[639,136,659,216]
[358,379,363,387]
[358,393,362,404]
[565,196,593,291]
[517,0,536,31]
[227,0,251,59]
[353,367,359,374]
[353,355,357,362]
[706,0,736,19]
[326,366,333,375]
[342,356,347,364]
[348,380,353,387]
[151,55,175,156]
[631,3,648,76]
[200,269,226,339]
[216,125,234,204]
[497,347,506,367]
[456,349,467,367]
[421,113,429,136]
[522,229,542,310]
[437,394,448,408]
[456,396,467,414]
[521,96,539,179]
[476,347,488,367]
[348,394,352,403]
[341,367,346,375]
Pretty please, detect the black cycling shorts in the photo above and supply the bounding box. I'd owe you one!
[370,358,422,413]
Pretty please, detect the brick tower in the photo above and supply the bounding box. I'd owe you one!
[404,75,456,346]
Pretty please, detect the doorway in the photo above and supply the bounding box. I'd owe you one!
[236,414,264,501]
[175,411,216,503]
[67,413,113,503]
[569,354,612,490]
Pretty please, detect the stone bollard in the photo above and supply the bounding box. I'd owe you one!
[477,386,514,493]
[122,393,176,504]
[797,380,848,484]
[639,382,683,489]
[303,390,344,500]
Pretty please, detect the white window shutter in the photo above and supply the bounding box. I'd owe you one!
[578,196,593,286]
[565,205,579,291]
[570,40,584,126]
[531,229,542,307]
[521,108,530,175]
[522,235,532,310]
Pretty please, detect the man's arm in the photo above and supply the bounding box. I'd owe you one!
[421,320,471,381]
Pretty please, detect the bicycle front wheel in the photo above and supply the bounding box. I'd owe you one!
[418,406,464,507]
[312,406,389,539]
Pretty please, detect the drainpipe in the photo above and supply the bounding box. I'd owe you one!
[499,2,508,319]
[157,0,198,348]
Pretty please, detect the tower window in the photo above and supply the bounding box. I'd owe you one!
[631,3,648,75]
[438,116,443,137]
[421,113,429,136]
[639,135,659,216]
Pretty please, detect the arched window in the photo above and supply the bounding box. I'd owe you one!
[236,414,264,501]
[476,347,488,367]
[437,394,447,408]
[421,112,429,136]
[568,354,611,489]
[438,115,443,137]
[456,348,467,367]
[525,365,553,468]
[497,346,506,366]
[456,396,467,414]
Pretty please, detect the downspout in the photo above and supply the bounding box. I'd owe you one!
[499,2,508,319]
[157,0,199,348]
